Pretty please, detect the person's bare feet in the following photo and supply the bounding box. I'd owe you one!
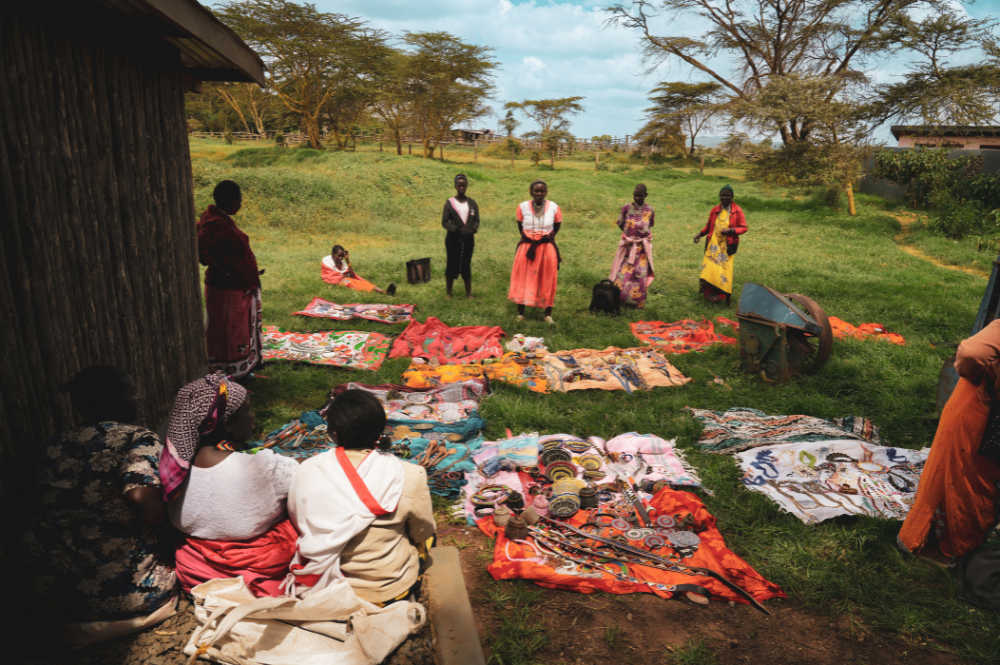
[466,295,475,300]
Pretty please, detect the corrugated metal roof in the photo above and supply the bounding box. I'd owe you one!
[93,0,265,85]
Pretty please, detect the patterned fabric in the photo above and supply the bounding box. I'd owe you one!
[293,297,415,324]
[736,439,929,524]
[479,488,784,605]
[205,285,262,380]
[261,326,391,370]
[604,433,705,490]
[540,347,690,393]
[161,374,248,500]
[699,208,735,296]
[609,203,654,308]
[401,353,549,393]
[685,407,883,454]
[630,319,738,354]
[828,317,906,345]
[331,380,488,424]
[389,317,505,364]
[22,423,176,621]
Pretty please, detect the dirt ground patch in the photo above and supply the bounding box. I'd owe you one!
[451,529,963,665]
[889,212,989,280]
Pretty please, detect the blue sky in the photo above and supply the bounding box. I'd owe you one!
[302,0,1000,143]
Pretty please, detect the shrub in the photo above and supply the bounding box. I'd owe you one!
[481,138,523,159]
[274,132,286,147]
[224,130,234,145]
[870,148,968,209]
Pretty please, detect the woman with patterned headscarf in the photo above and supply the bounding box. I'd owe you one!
[162,373,299,597]
[23,366,177,644]
[693,184,747,306]
[509,179,562,324]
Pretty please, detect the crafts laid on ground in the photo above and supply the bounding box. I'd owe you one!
[261,326,390,370]
[292,297,415,324]
[828,317,906,345]
[630,318,739,353]
[389,316,505,364]
[686,407,882,454]
[402,352,550,393]
[541,347,690,393]
[736,439,929,523]
[331,380,488,425]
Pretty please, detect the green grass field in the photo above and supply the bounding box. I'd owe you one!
[190,138,998,663]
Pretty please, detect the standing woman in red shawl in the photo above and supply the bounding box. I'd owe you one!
[197,180,263,379]
[509,179,562,324]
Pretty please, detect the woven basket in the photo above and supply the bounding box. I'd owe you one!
[505,516,529,541]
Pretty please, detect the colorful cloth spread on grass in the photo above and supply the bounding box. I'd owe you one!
[686,407,883,454]
[828,317,906,345]
[480,488,784,604]
[736,439,929,524]
[261,326,390,370]
[402,353,550,393]
[541,348,690,393]
[331,380,488,424]
[390,317,505,364]
[630,319,738,354]
[293,297,415,324]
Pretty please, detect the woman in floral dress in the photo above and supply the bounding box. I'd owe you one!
[23,366,176,642]
[609,184,655,308]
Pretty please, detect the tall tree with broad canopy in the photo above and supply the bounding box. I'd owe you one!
[645,81,725,156]
[506,97,586,166]
[370,50,419,155]
[403,32,498,159]
[216,0,386,150]
[605,0,954,144]
[866,8,1000,129]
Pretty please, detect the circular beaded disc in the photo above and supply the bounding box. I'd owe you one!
[656,528,674,537]
[625,529,645,540]
[446,433,463,442]
[667,530,701,548]
[412,423,434,431]
[656,514,676,528]
[610,518,630,531]
[644,534,666,549]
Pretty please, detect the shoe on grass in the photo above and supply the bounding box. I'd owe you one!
[545,316,555,325]
[517,315,525,322]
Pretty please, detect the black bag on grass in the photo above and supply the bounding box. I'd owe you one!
[406,258,431,284]
[589,280,621,315]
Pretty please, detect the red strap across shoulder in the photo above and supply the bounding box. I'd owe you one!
[335,447,391,517]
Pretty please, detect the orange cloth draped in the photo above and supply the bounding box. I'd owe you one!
[828,317,906,345]
[481,488,785,605]
[508,230,559,308]
[322,262,377,292]
[898,377,1000,557]
[175,519,299,597]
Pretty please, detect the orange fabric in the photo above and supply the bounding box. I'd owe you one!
[401,353,549,393]
[481,489,784,605]
[630,319,738,354]
[898,377,1000,558]
[955,319,1000,401]
[828,316,905,345]
[321,263,377,292]
[509,231,559,308]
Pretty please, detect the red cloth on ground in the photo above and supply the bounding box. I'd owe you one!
[197,205,260,291]
[389,317,505,364]
[828,317,906,345]
[630,319,738,353]
[480,488,785,605]
[175,519,298,597]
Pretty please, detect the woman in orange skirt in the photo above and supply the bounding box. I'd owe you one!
[898,319,1000,562]
[508,180,561,324]
[321,244,394,295]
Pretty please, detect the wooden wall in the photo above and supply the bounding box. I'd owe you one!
[0,8,206,510]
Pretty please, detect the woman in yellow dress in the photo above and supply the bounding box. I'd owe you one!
[693,184,747,306]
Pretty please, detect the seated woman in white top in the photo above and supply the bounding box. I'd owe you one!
[162,373,299,597]
[321,244,395,295]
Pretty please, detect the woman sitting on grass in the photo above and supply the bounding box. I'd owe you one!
[22,366,177,644]
[610,183,655,308]
[163,373,300,597]
[288,390,436,604]
[322,244,395,296]
[898,320,1000,564]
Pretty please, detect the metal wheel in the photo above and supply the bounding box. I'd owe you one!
[784,293,833,372]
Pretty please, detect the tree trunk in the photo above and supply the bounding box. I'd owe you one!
[550,150,555,168]
[511,147,514,168]
[645,147,650,168]
[595,151,599,169]
[846,183,857,216]
[700,155,705,175]
[474,140,478,162]
[304,114,323,150]
[396,137,402,156]
[689,135,696,158]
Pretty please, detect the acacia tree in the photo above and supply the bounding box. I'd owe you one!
[867,9,1000,129]
[404,32,497,159]
[216,0,385,150]
[213,82,275,136]
[370,50,418,155]
[505,97,585,166]
[606,0,949,144]
[645,82,725,157]
[633,118,686,165]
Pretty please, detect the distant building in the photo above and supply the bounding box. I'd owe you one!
[892,125,1000,149]
[454,128,494,141]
